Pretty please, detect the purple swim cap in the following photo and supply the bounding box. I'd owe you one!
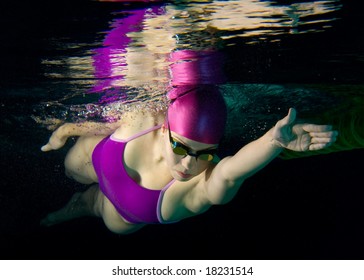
[167,85,227,144]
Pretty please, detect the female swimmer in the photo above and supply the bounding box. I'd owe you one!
[40,86,338,234]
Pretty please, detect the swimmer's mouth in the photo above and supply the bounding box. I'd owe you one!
[176,171,191,179]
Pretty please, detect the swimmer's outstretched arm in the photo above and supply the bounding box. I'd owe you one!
[41,121,122,152]
[40,110,163,152]
[205,108,338,204]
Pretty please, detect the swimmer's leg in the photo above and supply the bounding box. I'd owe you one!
[40,185,145,234]
[40,184,102,227]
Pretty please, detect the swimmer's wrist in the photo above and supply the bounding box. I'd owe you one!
[267,128,285,150]
[57,123,74,138]
[270,138,285,149]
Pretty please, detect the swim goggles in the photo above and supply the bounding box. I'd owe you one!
[167,121,217,161]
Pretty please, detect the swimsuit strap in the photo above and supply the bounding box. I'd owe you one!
[110,124,162,143]
[156,178,177,224]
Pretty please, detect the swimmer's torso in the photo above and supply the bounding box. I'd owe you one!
[63,111,213,227]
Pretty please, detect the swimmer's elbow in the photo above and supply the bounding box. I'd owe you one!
[207,178,242,206]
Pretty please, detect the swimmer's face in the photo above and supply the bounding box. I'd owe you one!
[163,126,218,181]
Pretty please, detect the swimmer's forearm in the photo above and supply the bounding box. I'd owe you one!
[221,128,283,182]
[206,128,283,205]
[41,121,122,152]
[58,121,121,137]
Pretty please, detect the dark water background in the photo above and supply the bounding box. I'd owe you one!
[0,0,363,260]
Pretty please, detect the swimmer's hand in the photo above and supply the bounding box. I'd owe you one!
[41,124,70,152]
[271,108,338,152]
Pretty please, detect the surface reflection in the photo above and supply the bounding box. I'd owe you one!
[39,0,343,104]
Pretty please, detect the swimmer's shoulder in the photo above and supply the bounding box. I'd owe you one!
[112,110,165,139]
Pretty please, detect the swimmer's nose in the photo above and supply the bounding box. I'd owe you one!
[180,154,196,170]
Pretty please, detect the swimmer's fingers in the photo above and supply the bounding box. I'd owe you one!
[309,131,338,139]
[41,130,67,152]
[41,143,52,152]
[41,142,63,152]
[301,124,335,133]
[308,142,333,151]
[41,139,65,152]
[308,131,338,151]
[271,108,295,138]
[299,124,339,150]
[276,108,296,128]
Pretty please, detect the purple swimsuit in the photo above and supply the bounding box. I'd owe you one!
[92,124,176,224]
